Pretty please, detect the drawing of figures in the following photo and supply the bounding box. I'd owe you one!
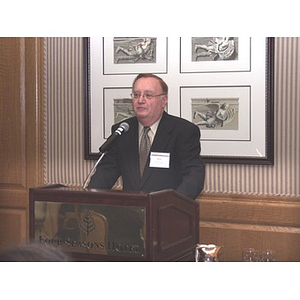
[192,37,238,61]
[114,37,156,64]
[192,99,238,130]
[114,98,134,123]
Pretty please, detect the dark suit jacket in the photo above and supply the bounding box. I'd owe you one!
[88,112,205,199]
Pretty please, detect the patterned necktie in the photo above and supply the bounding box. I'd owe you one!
[139,127,151,176]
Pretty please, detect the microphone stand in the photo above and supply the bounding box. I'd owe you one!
[82,151,106,189]
[82,122,129,190]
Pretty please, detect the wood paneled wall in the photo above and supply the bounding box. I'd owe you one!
[0,38,44,249]
[198,194,300,261]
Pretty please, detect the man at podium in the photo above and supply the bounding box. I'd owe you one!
[88,73,205,200]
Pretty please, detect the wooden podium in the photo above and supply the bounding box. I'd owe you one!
[29,185,199,262]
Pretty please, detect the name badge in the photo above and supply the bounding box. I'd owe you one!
[149,152,170,169]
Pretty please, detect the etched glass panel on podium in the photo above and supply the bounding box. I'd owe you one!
[34,201,146,258]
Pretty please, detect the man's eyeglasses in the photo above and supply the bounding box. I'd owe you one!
[130,92,165,100]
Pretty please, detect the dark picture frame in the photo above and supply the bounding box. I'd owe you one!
[84,37,274,165]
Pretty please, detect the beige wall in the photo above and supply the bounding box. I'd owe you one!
[45,37,300,198]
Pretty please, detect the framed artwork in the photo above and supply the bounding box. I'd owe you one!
[103,87,133,138]
[180,86,251,141]
[180,37,251,73]
[84,37,274,164]
[103,37,168,75]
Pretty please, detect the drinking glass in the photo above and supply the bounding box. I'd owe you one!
[261,249,275,262]
[243,248,257,262]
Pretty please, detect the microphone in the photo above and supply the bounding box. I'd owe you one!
[99,122,130,153]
